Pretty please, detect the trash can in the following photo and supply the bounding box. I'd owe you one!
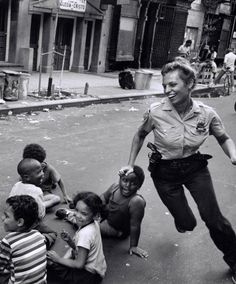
[145,70,154,89]
[134,70,154,90]
[0,72,5,100]
[19,72,31,100]
[2,70,21,101]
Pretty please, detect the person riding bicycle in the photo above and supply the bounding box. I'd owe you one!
[214,48,236,92]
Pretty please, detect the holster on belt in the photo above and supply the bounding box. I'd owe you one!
[147,143,212,172]
[147,142,162,172]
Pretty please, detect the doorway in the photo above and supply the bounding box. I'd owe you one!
[0,1,8,61]
[84,21,94,71]
[30,14,41,71]
[54,18,74,70]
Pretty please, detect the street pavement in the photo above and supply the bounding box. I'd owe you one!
[0,69,221,115]
[0,96,236,283]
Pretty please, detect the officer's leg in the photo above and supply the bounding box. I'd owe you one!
[152,176,197,232]
[186,166,236,269]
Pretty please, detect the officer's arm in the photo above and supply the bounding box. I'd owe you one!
[128,128,149,167]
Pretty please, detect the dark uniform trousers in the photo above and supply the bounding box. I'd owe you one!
[151,158,236,270]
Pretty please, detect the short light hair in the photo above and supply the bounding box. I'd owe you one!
[161,57,197,89]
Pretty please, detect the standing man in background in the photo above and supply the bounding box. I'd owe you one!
[178,40,192,59]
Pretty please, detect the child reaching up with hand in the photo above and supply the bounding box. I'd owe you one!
[47,191,107,284]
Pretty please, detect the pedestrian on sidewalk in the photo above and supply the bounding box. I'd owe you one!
[214,48,236,92]
[177,39,192,59]
[120,57,236,282]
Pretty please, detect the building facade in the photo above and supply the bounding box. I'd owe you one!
[0,0,111,73]
[186,0,233,62]
[0,0,235,73]
[106,0,195,70]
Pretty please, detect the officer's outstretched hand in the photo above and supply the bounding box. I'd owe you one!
[119,166,133,176]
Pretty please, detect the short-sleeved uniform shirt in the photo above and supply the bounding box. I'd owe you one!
[140,98,225,160]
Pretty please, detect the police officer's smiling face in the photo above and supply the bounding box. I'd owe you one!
[162,70,191,106]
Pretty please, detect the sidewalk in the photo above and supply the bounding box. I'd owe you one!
[0,70,223,115]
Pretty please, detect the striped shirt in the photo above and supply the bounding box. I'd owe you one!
[0,230,47,284]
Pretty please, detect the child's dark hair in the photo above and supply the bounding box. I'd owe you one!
[17,158,40,177]
[6,195,39,229]
[72,191,103,216]
[23,143,46,163]
[133,165,145,188]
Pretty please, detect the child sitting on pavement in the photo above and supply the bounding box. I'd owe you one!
[55,165,148,258]
[9,158,57,249]
[0,195,47,284]
[23,143,72,207]
[47,191,107,284]
[100,165,147,258]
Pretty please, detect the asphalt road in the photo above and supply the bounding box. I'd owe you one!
[0,95,236,283]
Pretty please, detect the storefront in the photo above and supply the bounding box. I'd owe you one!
[28,0,105,72]
[1,0,108,73]
[106,0,194,71]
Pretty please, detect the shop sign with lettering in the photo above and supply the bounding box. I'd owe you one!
[59,0,86,12]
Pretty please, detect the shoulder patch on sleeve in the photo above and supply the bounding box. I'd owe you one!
[150,101,162,111]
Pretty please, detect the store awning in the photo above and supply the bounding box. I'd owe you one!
[29,0,58,12]
[85,1,104,19]
[29,0,104,18]
[101,0,130,5]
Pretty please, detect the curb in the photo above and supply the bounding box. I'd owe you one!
[0,85,224,116]
[0,93,165,115]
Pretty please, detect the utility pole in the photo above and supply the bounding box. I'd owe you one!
[47,0,59,96]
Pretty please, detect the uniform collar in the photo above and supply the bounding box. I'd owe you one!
[161,97,202,114]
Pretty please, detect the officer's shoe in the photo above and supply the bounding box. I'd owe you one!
[176,225,186,233]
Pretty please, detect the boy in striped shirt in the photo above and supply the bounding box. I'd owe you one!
[0,195,47,284]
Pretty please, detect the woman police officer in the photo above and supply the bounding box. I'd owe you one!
[120,57,236,279]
